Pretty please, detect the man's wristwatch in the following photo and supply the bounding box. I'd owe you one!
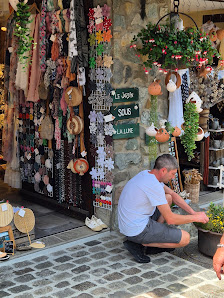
[217,243,224,248]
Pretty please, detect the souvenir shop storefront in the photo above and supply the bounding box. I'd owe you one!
[1,0,224,237]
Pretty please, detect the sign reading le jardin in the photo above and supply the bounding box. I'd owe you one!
[112,88,139,103]
[110,103,139,120]
[113,123,139,139]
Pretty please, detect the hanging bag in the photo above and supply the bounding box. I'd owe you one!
[40,115,54,140]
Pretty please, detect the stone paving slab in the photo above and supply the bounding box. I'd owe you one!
[0,231,222,298]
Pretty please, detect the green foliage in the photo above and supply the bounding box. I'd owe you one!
[14,1,33,67]
[148,95,158,163]
[196,202,224,233]
[132,22,220,69]
[180,102,199,161]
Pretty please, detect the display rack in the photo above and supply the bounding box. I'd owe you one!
[208,129,224,189]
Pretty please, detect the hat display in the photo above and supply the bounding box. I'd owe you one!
[64,86,82,107]
[66,116,84,135]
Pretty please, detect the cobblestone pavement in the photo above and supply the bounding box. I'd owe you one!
[0,231,223,298]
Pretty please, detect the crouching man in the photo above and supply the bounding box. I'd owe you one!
[118,154,209,263]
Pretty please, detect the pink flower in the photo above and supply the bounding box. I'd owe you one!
[174,41,177,44]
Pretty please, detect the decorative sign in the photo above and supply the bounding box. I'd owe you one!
[111,88,139,103]
[111,104,139,121]
[113,123,139,139]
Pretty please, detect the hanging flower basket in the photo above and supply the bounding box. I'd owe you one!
[131,15,220,71]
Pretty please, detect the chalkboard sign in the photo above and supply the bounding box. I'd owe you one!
[112,88,139,103]
[113,123,139,139]
[110,104,139,120]
[3,240,14,255]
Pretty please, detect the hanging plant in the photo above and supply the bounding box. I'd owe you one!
[13,1,33,66]
[131,21,220,71]
[180,102,199,161]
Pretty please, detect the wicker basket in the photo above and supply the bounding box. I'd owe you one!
[184,182,200,203]
[199,109,209,133]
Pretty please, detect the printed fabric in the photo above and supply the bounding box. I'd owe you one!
[68,0,78,60]
[39,0,47,72]
[71,0,88,73]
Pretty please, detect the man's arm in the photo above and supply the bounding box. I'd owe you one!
[157,203,209,225]
[164,185,196,215]
[213,234,224,280]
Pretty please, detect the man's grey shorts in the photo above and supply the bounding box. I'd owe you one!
[126,208,182,244]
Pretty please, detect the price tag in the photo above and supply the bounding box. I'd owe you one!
[67,88,73,96]
[81,151,87,157]
[105,185,113,193]
[18,209,25,218]
[95,18,103,25]
[34,148,39,155]
[50,34,56,42]
[56,163,61,169]
[2,204,7,212]
[104,114,115,122]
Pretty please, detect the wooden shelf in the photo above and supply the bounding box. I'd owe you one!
[209,129,224,132]
[209,166,221,169]
[209,147,224,151]
[207,184,219,188]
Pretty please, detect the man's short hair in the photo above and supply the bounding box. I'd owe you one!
[154,154,178,171]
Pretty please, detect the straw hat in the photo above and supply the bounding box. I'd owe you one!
[9,0,28,11]
[0,203,14,227]
[64,86,82,107]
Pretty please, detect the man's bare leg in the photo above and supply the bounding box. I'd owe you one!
[143,230,190,248]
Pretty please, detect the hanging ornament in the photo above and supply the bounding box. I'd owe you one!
[145,123,158,136]
[148,79,162,96]
[165,71,181,91]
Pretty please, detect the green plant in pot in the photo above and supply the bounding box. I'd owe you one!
[131,21,220,71]
[180,102,199,161]
[195,202,223,257]
[14,1,33,67]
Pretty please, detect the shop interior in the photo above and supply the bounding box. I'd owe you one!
[0,0,97,244]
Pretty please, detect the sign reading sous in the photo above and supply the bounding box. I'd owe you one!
[110,103,139,120]
[112,88,139,103]
[113,123,139,139]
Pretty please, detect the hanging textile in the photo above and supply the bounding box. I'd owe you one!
[39,0,47,72]
[168,74,184,129]
[71,0,88,73]
[27,15,41,102]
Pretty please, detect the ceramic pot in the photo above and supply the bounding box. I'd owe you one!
[145,123,158,137]
[148,80,162,96]
[195,225,222,257]
[212,160,220,167]
[212,175,219,185]
[172,126,181,137]
[155,128,170,143]
[211,118,219,130]
[213,140,221,149]
[195,127,204,141]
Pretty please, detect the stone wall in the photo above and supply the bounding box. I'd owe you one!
[93,0,171,230]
